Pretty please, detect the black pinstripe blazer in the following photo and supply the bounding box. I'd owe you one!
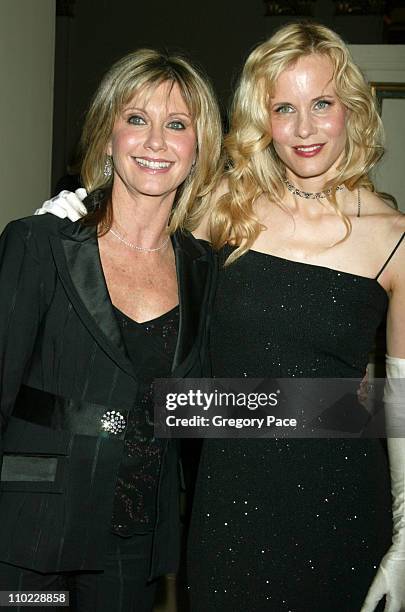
[0,212,216,575]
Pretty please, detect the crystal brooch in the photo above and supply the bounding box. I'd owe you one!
[101,410,126,435]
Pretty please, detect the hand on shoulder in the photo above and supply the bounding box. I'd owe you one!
[34,189,88,222]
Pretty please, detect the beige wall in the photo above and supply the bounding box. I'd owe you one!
[350,45,405,212]
[0,0,55,230]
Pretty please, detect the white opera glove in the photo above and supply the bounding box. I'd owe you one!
[361,355,405,612]
[34,188,88,221]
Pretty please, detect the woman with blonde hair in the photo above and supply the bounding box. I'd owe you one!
[0,48,221,610]
[187,22,405,611]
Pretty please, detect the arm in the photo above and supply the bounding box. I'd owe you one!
[0,222,43,447]
[361,233,405,612]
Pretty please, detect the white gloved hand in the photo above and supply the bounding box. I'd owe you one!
[361,355,405,612]
[34,188,88,221]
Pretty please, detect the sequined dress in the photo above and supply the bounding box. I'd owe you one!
[188,248,393,612]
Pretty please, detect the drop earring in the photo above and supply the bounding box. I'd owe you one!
[104,156,113,178]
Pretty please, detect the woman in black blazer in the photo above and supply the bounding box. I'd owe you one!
[0,49,222,611]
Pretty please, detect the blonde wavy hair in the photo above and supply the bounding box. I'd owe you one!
[209,22,384,264]
[80,48,223,233]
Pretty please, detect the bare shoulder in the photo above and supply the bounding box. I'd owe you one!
[192,178,230,241]
[361,188,402,216]
[361,190,405,288]
[253,193,272,221]
[361,188,405,236]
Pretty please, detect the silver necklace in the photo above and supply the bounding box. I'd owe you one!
[284,179,361,217]
[284,178,345,200]
[109,227,170,252]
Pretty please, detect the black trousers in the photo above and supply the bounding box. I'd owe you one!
[0,533,157,612]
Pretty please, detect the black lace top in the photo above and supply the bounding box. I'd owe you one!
[111,305,179,536]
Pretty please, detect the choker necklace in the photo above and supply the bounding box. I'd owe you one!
[284,178,344,199]
[109,227,170,252]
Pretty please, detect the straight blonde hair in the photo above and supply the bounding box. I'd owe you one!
[80,48,223,233]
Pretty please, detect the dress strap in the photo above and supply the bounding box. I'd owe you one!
[357,188,361,218]
[375,232,405,280]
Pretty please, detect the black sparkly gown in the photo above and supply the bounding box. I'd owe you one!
[188,249,393,612]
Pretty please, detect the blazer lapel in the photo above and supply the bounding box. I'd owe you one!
[50,221,213,380]
[171,231,213,374]
[50,220,136,379]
